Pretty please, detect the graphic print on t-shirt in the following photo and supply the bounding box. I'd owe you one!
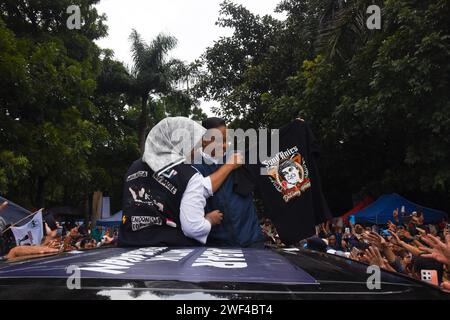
[262,146,311,203]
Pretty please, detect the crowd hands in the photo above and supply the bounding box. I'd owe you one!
[261,218,285,248]
[1,202,117,260]
[312,210,450,292]
[5,223,117,260]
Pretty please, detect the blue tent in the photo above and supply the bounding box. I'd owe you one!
[354,193,448,225]
[0,195,32,226]
[96,211,122,227]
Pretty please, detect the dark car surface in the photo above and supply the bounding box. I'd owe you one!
[0,247,448,300]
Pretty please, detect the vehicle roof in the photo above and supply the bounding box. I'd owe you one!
[0,247,316,284]
[0,247,448,300]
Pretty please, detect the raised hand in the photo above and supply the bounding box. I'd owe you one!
[393,208,399,221]
[365,246,381,266]
[390,231,401,245]
[225,152,244,169]
[387,220,397,232]
[442,281,450,293]
[365,246,389,270]
[363,232,386,249]
[415,227,427,236]
[398,228,413,240]
[419,234,450,267]
[350,247,362,262]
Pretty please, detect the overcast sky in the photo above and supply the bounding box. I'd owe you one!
[94,0,285,116]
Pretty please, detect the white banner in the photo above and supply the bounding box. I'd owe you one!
[11,210,43,246]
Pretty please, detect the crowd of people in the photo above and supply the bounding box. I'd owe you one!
[302,209,450,291]
[0,202,117,261]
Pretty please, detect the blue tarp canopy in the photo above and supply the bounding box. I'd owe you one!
[96,211,122,227]
[354,193,448,225]
[0,195,32,226]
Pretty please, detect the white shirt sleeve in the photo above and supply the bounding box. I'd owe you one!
[179,173,213,244]
[203,174,213,198]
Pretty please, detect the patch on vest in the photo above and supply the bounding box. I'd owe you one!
[131,216,163,231]
[126,170,148,182]
[161,168,178,179]
[128,187,164,212]
[152,173,178,194]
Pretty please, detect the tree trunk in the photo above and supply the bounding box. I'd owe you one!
[138,95,149,154]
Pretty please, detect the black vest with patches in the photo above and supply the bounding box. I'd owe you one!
[118,159,200,247]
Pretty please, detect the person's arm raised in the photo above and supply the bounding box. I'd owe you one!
[419,234,450,267]
[208,152,243,193]
[364,232,396,264]
[391,231,423,257]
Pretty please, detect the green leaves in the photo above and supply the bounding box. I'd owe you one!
[0,2,203,209]
[0,2,112,207]
[200,0,450,213]
[0,151,30,194]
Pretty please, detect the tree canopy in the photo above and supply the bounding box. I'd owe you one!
[197,0,450,214]
[0,0,204,213]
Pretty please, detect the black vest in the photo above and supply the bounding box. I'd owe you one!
[118,159,200,247]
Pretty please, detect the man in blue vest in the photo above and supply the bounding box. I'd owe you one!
[193,118,265,248]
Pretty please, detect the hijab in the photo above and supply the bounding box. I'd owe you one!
[142,117,206,176]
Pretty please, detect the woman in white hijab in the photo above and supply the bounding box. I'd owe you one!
[118,117,242,247]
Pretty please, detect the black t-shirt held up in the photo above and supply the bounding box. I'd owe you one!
[236,120,332,245]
